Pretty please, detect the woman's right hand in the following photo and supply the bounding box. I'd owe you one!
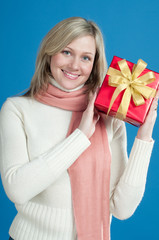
[78,92,100,138]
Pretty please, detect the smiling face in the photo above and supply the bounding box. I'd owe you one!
[50,35,96,90]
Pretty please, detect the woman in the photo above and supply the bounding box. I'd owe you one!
[0,17,158,240]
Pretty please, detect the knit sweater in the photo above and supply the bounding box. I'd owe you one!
[0,90,154,240]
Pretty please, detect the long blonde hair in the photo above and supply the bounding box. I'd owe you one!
[26,17,107,96]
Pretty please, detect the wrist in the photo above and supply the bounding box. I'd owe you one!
[78,127,89,138]
[136,133,153,142]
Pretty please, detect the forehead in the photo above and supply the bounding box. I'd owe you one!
[66,35,96,54]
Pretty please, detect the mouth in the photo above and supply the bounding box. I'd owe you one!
[62,70,80,80]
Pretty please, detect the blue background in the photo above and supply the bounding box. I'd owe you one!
[0,0,159,239]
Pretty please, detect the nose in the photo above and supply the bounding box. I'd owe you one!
[68,56,80,71]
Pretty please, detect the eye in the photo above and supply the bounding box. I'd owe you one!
[82,56,91,61]
[62,50,71,56]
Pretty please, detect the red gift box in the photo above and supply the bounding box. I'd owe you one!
[95,56,159,127]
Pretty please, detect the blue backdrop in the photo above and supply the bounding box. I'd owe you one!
[0,0,159,239]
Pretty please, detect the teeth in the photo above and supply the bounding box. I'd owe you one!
[63,70,78,78]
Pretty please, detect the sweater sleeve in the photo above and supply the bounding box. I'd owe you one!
[0,99,90,205]
[109,118,154,220]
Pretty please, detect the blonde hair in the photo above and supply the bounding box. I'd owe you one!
[26,17,107,96]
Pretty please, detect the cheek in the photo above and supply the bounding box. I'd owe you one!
[83,63,94,76]
[51,55,67,70]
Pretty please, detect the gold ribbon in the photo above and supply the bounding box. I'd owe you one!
[106,59,156,120]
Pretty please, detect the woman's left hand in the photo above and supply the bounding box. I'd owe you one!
[137,90,159,141]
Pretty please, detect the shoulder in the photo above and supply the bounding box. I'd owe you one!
[0,96,37,121]
[2,96,33,106]
[1,96,36,112]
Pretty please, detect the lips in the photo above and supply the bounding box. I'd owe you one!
[62,70,80,80]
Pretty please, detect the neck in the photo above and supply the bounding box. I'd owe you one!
[49,77,85,93]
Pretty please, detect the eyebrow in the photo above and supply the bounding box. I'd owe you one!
[64,46,95,56]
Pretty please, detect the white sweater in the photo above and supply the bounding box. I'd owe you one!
[0,91,154,240]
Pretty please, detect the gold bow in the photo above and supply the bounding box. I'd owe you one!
[107,59,156,120]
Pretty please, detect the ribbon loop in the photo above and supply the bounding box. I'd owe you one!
[132,59,147,79]
[118,59,132,79]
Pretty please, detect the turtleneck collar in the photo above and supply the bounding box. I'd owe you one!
[49,77,85,93]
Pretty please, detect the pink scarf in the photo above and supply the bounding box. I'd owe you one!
[35,84,111,240]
